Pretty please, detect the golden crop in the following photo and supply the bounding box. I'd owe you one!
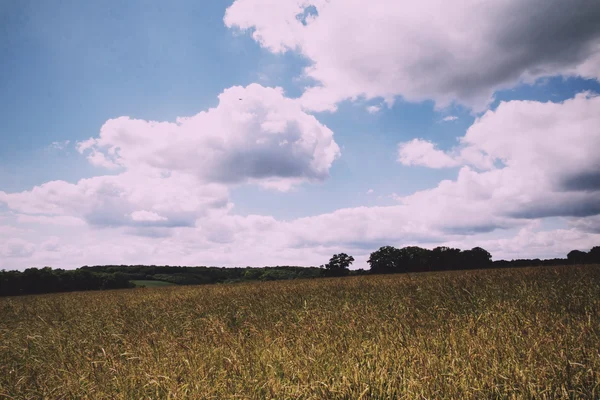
[1,265,599,399]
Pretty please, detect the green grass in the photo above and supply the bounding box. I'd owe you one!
[1,265,599,399]
[131,280,175,288]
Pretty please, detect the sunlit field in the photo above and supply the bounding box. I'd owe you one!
[1,265,599,399]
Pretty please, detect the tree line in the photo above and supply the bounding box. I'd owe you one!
[1,245,599,296]
[321,246,494,276]
[0,267,134,296]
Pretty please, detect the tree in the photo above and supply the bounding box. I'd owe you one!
[567,249,588,264]
[588,246,600,263]
[322,253,354,276]
[367,246,403,273]
[397,246,432,272]
[430,246,462,270]
[462,247,492,269]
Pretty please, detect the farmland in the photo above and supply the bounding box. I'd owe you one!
[1,265,599,399]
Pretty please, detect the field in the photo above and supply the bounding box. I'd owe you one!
[131,280,175,288]
[1,265,599,399]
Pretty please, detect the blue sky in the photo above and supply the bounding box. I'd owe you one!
[1,0,600,269]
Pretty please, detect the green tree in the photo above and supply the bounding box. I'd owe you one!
[430,246,462,270]
[367,246,403,273]
[323,253,354,276]
[588,246,600,263]
[462,247,492,269]
[398,246,432,272]
[567,249,588,264]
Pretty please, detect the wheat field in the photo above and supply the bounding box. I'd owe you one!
[1,265,599,399]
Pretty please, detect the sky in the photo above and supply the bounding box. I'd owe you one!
[1,0,600,270]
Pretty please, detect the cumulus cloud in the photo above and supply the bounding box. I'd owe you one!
[461,92,600,190]
[0,171,230,230]
[86,150,121,170]
[3,92,600,269]
[286,92,600,252]
[0,83,341,242]
[400,92,600,222]
[77,84,340,189]
[225,0,600,112]
[366,105,381,114]
[130,210,168,222]
[398,139,461,169]
[401,92,600,179]
[285,205,460,249]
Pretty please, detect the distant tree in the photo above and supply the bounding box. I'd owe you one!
[0,267,134,297]
[243,268,263,281]
[462,247,492,269]
[323,253,354,276]
[367,246,403,273]
[588,246,600,263]
[389,246,431,272]
[430,246,462,270]
[567,250,588,264]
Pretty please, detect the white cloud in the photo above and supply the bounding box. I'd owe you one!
[0,223,28,236]
[442,116,458,122]
[1,239,35,258]
[279,92,600,251]
[86,149,121,169]
[0,171,230,230]
[131,210,168,222]
[400,92,600,178]
[366,105,381,114]
[569,215,600,234]
[390,193,401,202]
[366,189,374,194]
[17,215,86,226]
[76,138,96,153]
[50,140,70,150]
[225,0,600,112]
[77,84,340,189]
[0,84,341,255]
[41,237,61,252]
[400,93,600,221]
[3,93,600,270]
[397,139,461,168]
[458,92,600,191]
[440,223,600,260]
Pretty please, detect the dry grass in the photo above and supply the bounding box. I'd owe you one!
[1,265,599,399]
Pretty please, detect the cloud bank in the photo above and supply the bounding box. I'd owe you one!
[2,93,600,269]
[225,0,600,111]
